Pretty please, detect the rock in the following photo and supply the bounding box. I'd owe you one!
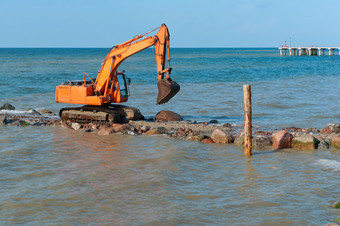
[332,201,340,209]
[145,128,162,135]
[318,139,331,149]
[209,119,218,124]
[329,123,340,133]
[0,115,8,125]
[155,110,182,122]
[71,123,81,130]
[140,125,150,132]
[253,135,272,149]
[111,123,128,133]
[115,105,144,121]
[97,125,115,135]
[331,136,340,149]
[234,133,245,146]
[321,127,333,134]
[38,109,54,114]
[0,103,15,110]
[211,129,234,144]
[201,138,215,144]
[186,134,205,141]
[84,128,92,133]
[291,135,320,150]
[222,123,232,128]
[126,130,139,136]
[61,122,72,129]
[286,127,303,132]
[272,130,293,149]
[18,120,30,126]
[27,109,41,115]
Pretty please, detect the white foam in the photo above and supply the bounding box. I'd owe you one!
[315,159,340,172]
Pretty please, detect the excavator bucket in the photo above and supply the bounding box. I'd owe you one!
[156,78,180,104]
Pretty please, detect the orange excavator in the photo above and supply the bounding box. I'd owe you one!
[55,24,180,123]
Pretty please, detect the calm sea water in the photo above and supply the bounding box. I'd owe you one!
[0,48,339,225]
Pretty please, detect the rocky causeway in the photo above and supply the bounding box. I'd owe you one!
[1,103,340,151]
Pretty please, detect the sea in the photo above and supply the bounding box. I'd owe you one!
[0,48,339,225]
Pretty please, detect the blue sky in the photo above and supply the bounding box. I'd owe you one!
[1,0,339,47]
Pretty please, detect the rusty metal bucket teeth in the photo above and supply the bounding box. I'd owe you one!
[156,78,180,104]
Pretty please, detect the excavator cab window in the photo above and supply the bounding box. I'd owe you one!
[116,72,129,99]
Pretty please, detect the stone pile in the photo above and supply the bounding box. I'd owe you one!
[1,103,340,151]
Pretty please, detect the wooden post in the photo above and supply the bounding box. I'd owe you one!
[243,85,252,156]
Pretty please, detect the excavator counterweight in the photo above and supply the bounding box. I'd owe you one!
[55,24,180,123]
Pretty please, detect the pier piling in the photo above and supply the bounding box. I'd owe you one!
[243,85,252,156]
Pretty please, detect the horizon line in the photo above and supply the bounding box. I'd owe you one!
[0,46,279,49]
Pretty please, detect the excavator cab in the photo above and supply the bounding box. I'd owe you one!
[116,72,130,99]
[156,78,180,104]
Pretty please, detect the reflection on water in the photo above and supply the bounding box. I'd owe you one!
[1,126,339,225]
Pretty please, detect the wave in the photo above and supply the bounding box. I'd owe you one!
[315,159,340,171]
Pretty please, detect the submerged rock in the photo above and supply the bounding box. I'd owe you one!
[155,110,182,122]
[18,120,30,126]
[186,134,205,141]
[0,103,15,110]
[332,202,340,209]
[211,129,234,144]
[97,125,115,135]
[201,138,214,144]
[272,130,293,149]
[38,109,54,115]
[291,135,320,150]
[145,128,162,135]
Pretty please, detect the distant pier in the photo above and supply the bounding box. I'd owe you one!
[278,46,340,56]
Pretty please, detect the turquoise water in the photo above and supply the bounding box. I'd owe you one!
[0,48,340,225]
[1,48,339,128]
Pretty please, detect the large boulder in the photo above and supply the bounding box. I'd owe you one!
[331,135,340,149]
[115,105,144,121]
[253,135,272,149]
[291,135,320,150]
[272,130,293,149]
[211,129,234,144]
[155,110,182,122]
[0,103,15,110]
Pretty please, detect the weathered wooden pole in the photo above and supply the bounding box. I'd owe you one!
[243,85,252,156]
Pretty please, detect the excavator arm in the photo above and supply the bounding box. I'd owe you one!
[94,24,180,104]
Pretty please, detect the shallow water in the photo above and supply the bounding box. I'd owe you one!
[1,126,339,225]
[0,48,340,225]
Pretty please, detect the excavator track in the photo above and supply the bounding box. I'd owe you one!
[59,105,121,124]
